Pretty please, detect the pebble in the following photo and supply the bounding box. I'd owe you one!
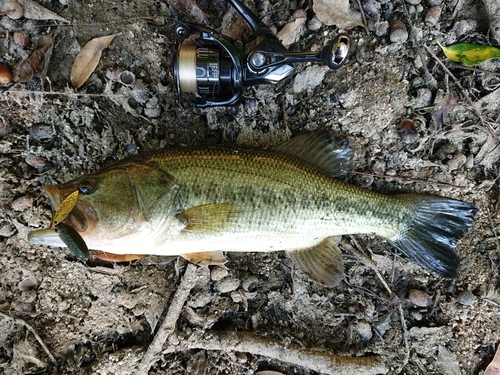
[400,119,419,144]
[18,277,37,291]
[357,320,373,342]
[293,65,329,93]
[375,20,389,36]
[12,196,34,211]
[13,31,30,48]
[29,124,54,141]
[458,291,475,306]
[362,0,381,18]
[409,288,433,307]
[211,266,229,281]
[215,277,240,293]
[411,88,433,108]
[308,16,322,31]
[0,116,10,137]
[425,6,441,27]
[427,0,442,5]
[372,160,387,174]
[390,22,408,43]
[405,0,421,5]
[454,19,476,38]
[447,153,466,171]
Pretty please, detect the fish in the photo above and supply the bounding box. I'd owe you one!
[28,132,477,286]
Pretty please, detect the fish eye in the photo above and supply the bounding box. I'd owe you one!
[78,181,95,195]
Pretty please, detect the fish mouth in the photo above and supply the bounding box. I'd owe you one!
[44,184,91,233]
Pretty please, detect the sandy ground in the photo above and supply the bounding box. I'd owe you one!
[1,0,500,374]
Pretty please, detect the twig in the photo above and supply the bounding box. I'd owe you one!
[487,208,500,258]
[447,62,500,77]
[345,236,410,371]
[136,263,198,375]
[164,329,388,375]
[423,44,498,139]
[347,236,393,296]
[1,89,128,99]
[0,311,57,365]
[400,0,437,91]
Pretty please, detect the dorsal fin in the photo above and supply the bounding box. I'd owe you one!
[273,132,352,178]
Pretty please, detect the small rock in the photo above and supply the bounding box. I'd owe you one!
[405,0,421,5]
[357,320,373,342]
[372,160,387,174]
[362,0,381,18]
[29,124,54,141]
[0,116,10,137]
[211,266,229,281]
[390,22,408,43]
[411,88,433,108]
[12,196,34,211]
[425,6,441,27]
[447,153,466,171]
[454,19,477,38]
[410,309,423,321]
[215,277,240,293]
[427,0,442,5]
[375,20,389,36]
[293,65,329,93]
[236,352,247,363]
[18,278,37,291]
[308,16,322,31]
[400,119,419,144]
[458,291,475,306]
[409,289,433,307]
[13,31,30,48]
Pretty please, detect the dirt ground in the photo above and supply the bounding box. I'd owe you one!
[1,0,500,374]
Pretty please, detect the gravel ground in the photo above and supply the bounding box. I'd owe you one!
[1,0,500,374]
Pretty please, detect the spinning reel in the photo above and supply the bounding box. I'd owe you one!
[171,0,351,107]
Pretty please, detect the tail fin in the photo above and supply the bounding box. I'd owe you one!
[390,194,477,278]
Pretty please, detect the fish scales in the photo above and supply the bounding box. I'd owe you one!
[149,147,405,242]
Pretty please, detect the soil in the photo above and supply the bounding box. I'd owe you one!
[1,0,500,374]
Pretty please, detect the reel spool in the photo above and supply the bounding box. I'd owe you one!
[171,0,351,107]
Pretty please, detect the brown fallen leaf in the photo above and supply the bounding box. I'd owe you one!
[71,34,118,89]
[16,34,53,82]
[166,0,209,25]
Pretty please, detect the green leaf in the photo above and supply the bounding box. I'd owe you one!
[437,41,500,66]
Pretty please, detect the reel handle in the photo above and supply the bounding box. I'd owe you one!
[247,34,351,72]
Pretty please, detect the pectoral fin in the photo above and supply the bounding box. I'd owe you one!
[287,237,344,287]
[176,203,240,234]
[181,251,227,266]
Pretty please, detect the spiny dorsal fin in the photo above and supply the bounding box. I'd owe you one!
[176,203,240,234]
[287,237,344,287]
[273,132,352,178]
[181,251,227,266]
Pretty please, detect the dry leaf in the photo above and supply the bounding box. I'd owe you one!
[436,346,462,375]
[313,0,363,29]
[16,35,53,82]
[71,34,118,89]
[166,0,209,25]
[17,0,69,22]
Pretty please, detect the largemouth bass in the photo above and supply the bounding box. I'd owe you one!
[28,132,477,285]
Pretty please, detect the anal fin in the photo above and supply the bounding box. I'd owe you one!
[181,251,227,266]
[95,251,148,262]
[287,237,344,287]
